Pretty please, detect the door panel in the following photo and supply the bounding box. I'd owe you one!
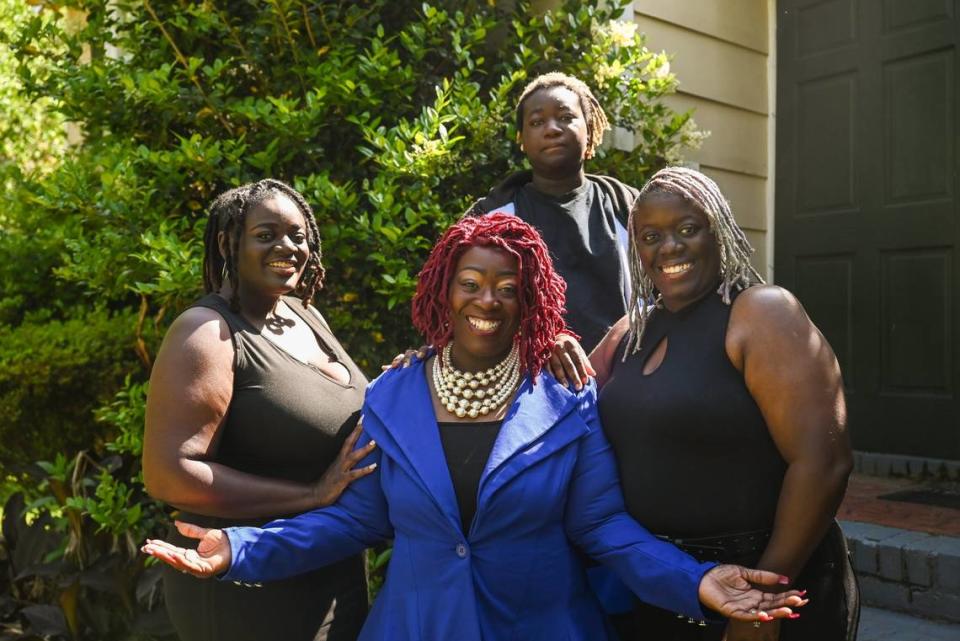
[776,0,960,457]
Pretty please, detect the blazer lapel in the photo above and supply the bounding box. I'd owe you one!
[476,374,587,507]
[363,362,462,534]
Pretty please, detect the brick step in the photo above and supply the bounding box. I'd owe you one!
[842,520,960,623]
[854,451,960,480]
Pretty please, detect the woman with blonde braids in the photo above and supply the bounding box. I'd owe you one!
[591,166,859,641]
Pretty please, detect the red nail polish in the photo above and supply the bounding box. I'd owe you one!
[778,575,791,585]
[789,613,801,619]
[799,589,807,596]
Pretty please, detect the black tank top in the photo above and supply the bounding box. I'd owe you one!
[163,294,369,641]
[598,290,786,537]
[183,293,368,524]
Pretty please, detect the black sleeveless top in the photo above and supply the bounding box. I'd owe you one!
[163,293,368,641]
[598,290,786,538]
[437,420,503,533]
[199,293,367,486]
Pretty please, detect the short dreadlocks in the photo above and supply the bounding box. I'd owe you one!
[201,179,325,311]
[515,72,610,160]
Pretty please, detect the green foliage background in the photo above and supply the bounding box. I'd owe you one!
[0,0,700,638]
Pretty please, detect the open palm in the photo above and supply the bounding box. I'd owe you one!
[141,521,231,578]
[699,565,807,622]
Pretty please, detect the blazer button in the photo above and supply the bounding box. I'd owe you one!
[456,543,468,558]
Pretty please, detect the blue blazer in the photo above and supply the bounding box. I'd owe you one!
[223,362,714,640]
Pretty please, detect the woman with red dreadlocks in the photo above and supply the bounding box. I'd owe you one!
[143,214,807,641]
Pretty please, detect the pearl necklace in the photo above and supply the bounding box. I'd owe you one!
[433,342,520,418]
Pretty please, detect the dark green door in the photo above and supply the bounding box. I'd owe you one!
[775,0,960,458]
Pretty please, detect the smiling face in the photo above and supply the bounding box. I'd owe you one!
[519,86,590,178]
[632,195,722,312]
[447,245,522,372]
[226,194,310,299]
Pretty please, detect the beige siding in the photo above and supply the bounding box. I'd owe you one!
[634,1,774,277]
[636,16,768,113]
[663,94,768,178]
[637,0,768,53]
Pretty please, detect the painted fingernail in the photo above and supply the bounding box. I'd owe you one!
[778,575,791,584]
[368,440,376,447]
[760,614,774,622]
[789,614,801,619]
[798,589,807,596]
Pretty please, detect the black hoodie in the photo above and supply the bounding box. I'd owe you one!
[465,170,638,352]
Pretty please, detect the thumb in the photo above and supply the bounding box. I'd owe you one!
[174,520,211,540]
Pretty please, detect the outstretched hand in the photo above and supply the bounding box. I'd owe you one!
[699,565,807,623]
[142,521,231,578]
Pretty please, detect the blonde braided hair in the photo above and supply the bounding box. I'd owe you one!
[623,166,764,358]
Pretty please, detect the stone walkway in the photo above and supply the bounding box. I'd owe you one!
[859,606,959,641]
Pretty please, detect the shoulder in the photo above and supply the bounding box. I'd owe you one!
[165,305,233,350]
[586,174,640,201]
[730,285,809,328]
[536,371,598,417]
[299,300,334,332]
[469,170,533,215]
[727,285,815,359]
[152,305,234,379]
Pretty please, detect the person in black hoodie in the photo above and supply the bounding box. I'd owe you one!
[465,72,637,354]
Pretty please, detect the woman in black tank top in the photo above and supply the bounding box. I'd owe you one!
[591,167,859,641]
[142,180,376,641]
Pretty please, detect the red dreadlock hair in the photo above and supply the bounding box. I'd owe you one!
[411,213,570,379]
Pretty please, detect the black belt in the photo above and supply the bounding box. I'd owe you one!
[655,529,772,563]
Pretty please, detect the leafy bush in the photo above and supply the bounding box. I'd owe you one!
[0,308,140,471]
[1,0,700,637]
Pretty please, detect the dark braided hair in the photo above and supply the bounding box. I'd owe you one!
[411,213,569,379]
[515,72,610,159]
[201,179,325,311]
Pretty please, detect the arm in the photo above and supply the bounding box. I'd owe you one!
[142,307,374,519]
[563,383,713,619]
[143,431,392,584]
[726,285,853,580]
[587,314,629,389]
[224,431,392,582]
[564,385,806,623]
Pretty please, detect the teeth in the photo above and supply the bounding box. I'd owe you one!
[661,262,692,275]
[468,317,501,331]
[268,260,295,268]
